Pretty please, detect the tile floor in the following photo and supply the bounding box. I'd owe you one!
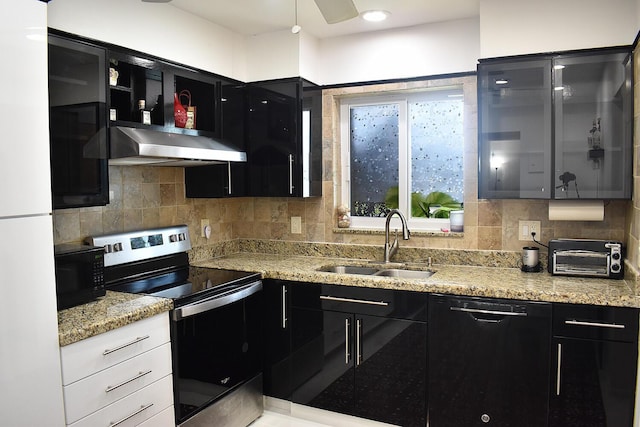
[250,411,332,427]
[250,399,397,427]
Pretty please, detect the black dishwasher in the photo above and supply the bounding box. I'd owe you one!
[428,294,552,426]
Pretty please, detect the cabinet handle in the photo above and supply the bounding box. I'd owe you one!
[356,318,363,366]
[345,318,351,365]
[288,154,294,195]
[227,161,232,195]
[281,285,288,329]
[109,403,154,426]
[103,335,150,356]
[450,307,527,317]
[105,370,152,393]
[556,343,562,396]
[564,320,625,329]
[320,295,389,306]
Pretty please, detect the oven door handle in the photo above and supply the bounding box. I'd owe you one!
[172,280,262,321]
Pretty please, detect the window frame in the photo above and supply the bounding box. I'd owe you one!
[339,88,464,232]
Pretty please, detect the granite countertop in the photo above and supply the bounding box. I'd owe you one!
[193,253,640,308]
[57,291,173,347]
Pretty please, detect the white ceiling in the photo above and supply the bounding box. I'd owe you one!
[169,0,480,39]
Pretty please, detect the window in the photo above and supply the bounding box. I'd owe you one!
[340,86,464,231]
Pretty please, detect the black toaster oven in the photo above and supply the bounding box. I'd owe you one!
[548,239,624,279]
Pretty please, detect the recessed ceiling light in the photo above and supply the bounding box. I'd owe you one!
[554,64,566,70]
[361,10,390,22]
[495,79,509,85]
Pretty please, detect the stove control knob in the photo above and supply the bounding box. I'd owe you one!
[179,233,186,241]
[113,242,123,252]
[169,234,178,242]
[104,244,113,253]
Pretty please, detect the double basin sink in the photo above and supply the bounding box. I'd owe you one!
[318,264,435,279]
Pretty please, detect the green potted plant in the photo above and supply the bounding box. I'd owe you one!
[384,187,462,219]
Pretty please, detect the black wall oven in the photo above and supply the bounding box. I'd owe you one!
[86,225,264,427]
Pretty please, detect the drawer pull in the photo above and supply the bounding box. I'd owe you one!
[320,295,389,306]
[564,320,625,329]
[103,335,150,356]
[105,370,152,393]
[450,307,527,317]
[109,403,154,426]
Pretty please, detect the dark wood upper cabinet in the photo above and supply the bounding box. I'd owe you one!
[245,78,322,198]
[48,33,109,209]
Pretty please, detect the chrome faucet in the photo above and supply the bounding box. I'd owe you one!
[384,209,410,263]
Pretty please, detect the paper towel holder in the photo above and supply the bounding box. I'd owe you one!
[548,200,604,221]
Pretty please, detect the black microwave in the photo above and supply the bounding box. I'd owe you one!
[54,244,105,310]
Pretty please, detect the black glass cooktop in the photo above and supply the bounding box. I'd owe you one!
[109,266,260,303]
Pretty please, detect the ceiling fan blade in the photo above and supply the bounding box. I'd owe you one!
[313,0,359,24]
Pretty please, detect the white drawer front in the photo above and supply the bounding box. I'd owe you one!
[64,343,172,424]
[68,375,174,427]
[61,313,170,385]
[137,405,175,427]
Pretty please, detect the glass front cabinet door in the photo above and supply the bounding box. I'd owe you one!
[478,47,632,200]
[553,50,632,200]
[478,58,553,199]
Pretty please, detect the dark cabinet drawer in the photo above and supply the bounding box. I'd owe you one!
[553,303,639,342]
[291,283,428,321]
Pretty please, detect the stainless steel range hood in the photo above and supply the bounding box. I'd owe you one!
[109,126,246,166]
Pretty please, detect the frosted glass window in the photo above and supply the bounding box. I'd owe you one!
[350,104,399,217]
[343,88,464,227]
[410,98,464,202]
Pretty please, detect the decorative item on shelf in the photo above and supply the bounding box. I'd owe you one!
[109,67,119,86]
[134,99,151,125]
[179,90,197,129]
[337,204,351,228]
[174,92,188,128]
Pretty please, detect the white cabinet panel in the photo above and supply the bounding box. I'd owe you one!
[137,405,175,427]
[60,313,170,385]
[69,376,174,427]
[0,214,65,425]
[63,343,172,424]
[0,0,52,217]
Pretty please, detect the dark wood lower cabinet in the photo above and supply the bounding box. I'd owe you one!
[262,281,292,400]
[263,283,639,427]
[550,338,637,427]
[285,282,428,427]
[550,303,639,427]
[291,309,427,426]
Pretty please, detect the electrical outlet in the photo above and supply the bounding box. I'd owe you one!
[200,219,210,237]
[518,220,540,241]
[291,216,302,234]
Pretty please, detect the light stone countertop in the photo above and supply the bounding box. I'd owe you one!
[57,291,173,347]
[193,252,640,308]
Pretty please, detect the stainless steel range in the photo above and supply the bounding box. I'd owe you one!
[86,225,263,427]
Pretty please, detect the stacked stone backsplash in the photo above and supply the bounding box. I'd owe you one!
[53,70,634,276]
